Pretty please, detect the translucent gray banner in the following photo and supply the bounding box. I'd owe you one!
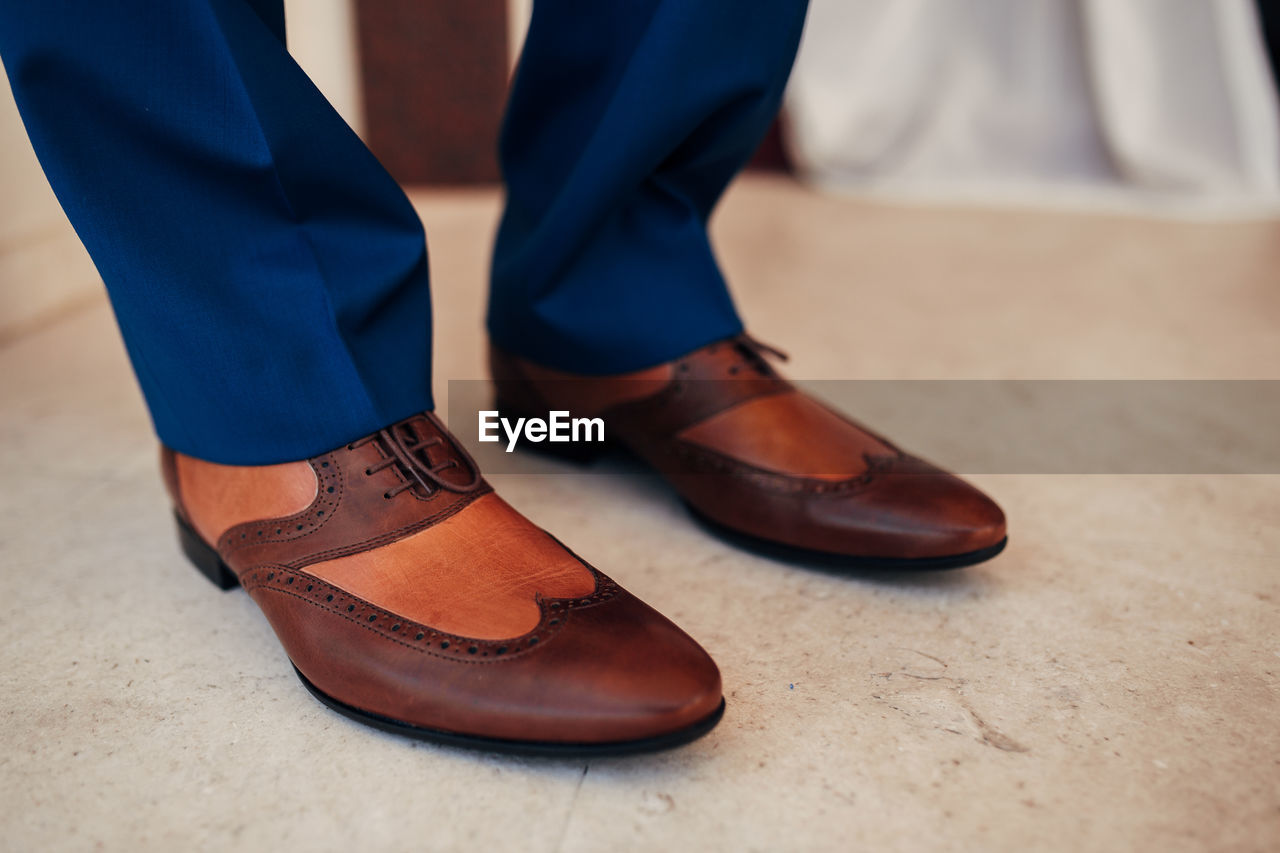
[446,380,1280,474]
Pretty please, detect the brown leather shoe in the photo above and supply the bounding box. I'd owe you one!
[164,412,723,755]
[490,336,1007,570]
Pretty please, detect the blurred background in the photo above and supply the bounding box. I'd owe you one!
[3,0,1279,342]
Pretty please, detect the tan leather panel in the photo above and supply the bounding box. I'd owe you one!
[675,390,894,479]
[305,493,597,640]
[176,454,318,545]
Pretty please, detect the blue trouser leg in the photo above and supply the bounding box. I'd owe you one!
[0,0,433,465]
[489,0,810,374]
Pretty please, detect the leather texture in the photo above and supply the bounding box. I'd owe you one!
[165,412,722,745]
[490,337,1007,562]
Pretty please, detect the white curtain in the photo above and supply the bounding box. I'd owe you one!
[784,0,1280,216]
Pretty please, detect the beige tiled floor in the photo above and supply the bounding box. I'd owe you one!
[1,176,1277,851]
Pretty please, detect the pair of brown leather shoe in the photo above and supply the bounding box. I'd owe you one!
[167,335,1006,755]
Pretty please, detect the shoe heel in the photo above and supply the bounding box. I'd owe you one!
[174,512,239,590]
[491,397,614,466]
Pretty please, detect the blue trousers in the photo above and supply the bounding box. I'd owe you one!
[0,0,808,464]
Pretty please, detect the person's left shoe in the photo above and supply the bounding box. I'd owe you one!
[489,335,1007,570]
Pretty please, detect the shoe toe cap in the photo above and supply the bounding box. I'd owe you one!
[822,462,1007,559]
[521,591,724,742]
[256,574,723,747]
[798,455,1008,560]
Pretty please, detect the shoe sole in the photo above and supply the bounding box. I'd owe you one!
[296,666,727,758]
[684,502,1008,571]
[498,419,1008,571]
[176,512,726,756]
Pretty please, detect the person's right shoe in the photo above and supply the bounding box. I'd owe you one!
[164,412,723,756]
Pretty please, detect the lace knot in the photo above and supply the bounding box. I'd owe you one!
[351,414,482,498]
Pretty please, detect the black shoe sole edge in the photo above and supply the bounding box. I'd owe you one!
[685,502,1008,572]
[293,666,727,758]
[176,511,240,590]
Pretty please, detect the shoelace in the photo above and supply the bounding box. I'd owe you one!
[738,333,789,363]
[351,420,482,499]
[716,333,790,377]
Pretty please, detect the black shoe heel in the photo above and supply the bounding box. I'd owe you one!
[490,398,614,466]
[175,512,239,590]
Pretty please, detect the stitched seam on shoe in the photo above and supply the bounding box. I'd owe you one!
[254,586,540,664]
[248,582,551,662]
[218,454,344,554]
[241,565,620,663]
[285,484,491,568]
[667,440,903,496]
